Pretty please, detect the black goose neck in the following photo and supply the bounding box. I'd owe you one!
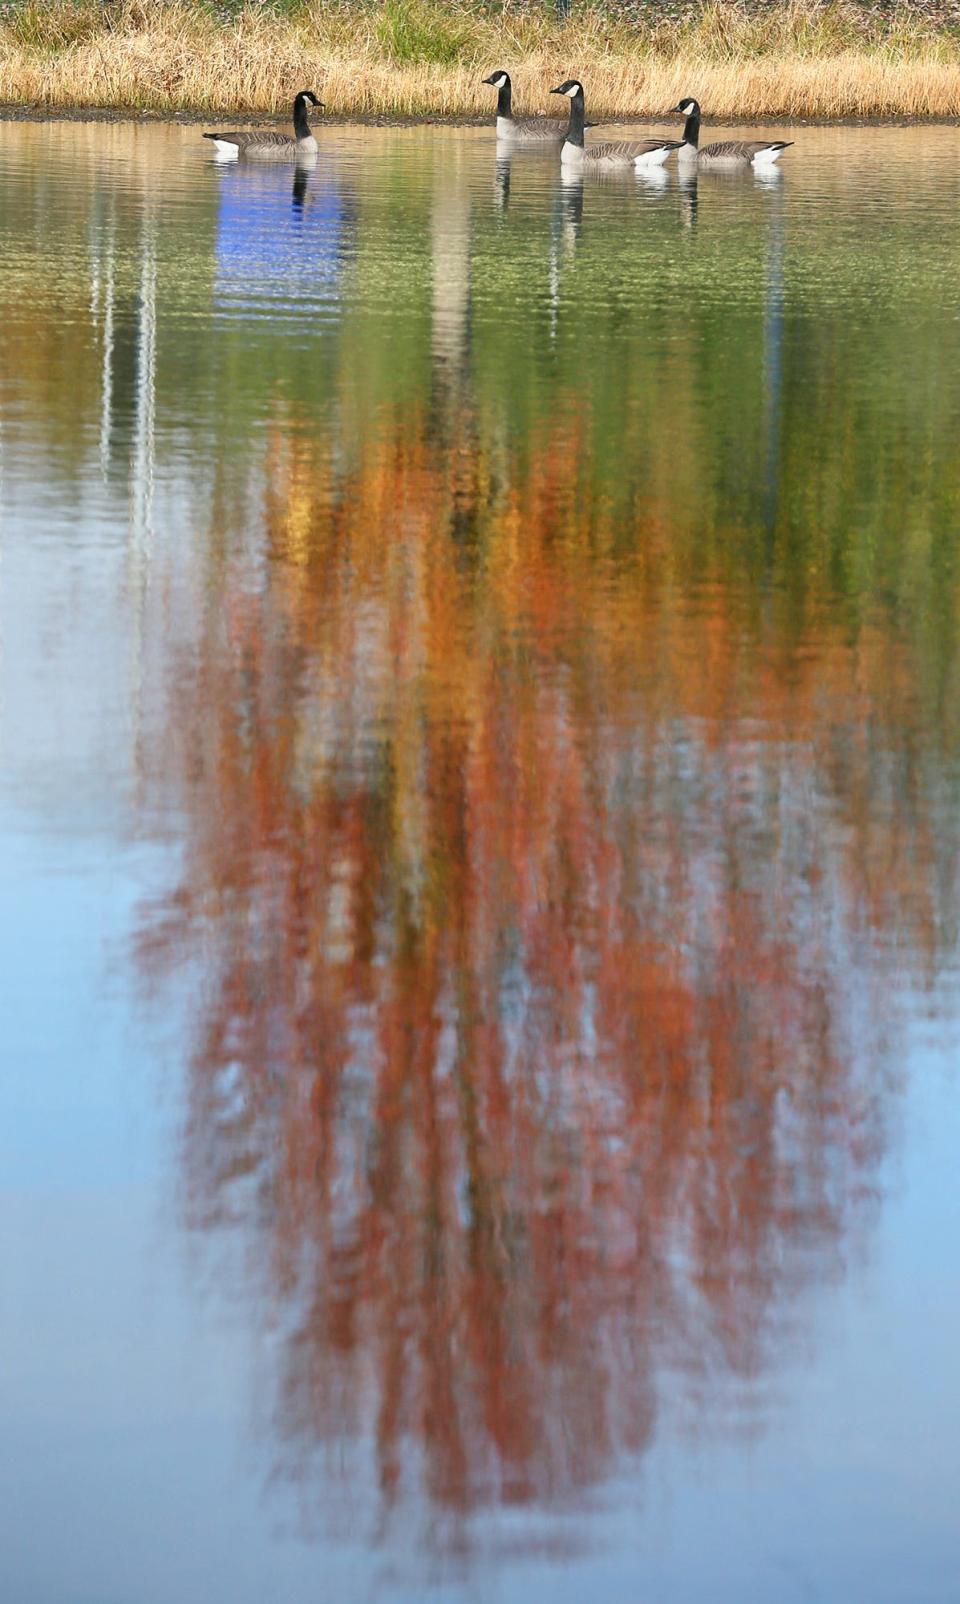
[565,92,586,148]
[496,79,512,119]
[682,106,700,148]
[293,94,313,140]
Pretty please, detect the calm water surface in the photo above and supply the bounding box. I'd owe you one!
[2,119,960,1604]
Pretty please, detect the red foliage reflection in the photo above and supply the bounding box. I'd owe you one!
[136,406,952,1537]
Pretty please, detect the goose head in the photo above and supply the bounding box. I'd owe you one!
[294,89,324,110]
[482,70,511,89]
[669,97,700,118]
[550,80,585,100]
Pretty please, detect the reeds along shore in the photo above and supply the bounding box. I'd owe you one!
[2,0,960,120]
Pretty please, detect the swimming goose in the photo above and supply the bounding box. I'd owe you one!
[482,71,567,145]
[551,81,679,169]
[670,98,793,168]
[203,90,323,160]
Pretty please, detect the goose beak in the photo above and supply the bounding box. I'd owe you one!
[668,104,685,115]
[549,86,564,95]
[482,74,498,85]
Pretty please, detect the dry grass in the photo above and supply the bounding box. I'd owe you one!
[2,0,960,120]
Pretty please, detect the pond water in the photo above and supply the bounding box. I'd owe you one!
[1,117,959,1604]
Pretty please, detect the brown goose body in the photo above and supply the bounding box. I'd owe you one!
[671,99,793,168]
[506,116,568,144]
[698,137,794,166]
[581,136,682,168]
[203,90,322,160]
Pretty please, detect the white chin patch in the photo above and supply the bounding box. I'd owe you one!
[566,84,581,97]
[496,74,508,87]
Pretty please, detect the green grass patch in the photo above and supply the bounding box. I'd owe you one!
[374,0,475,65]
[5,0,104,51]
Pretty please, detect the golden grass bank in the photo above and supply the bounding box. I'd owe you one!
[2,0,960,120]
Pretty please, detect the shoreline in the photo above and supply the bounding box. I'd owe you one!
[3,103,960,129]
[3,1,960,122]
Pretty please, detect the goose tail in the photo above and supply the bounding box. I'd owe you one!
[754,140,793,166]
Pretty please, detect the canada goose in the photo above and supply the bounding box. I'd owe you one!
[551,81,679,169]
[669,98,793,168]
[482,71,567,145]
[203,90,323,161]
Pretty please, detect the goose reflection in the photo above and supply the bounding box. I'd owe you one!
[557,165,584,246]
[494,154,512,217]
[291,160,311,215]
[636,168,698,228]
[679,172,698,228]
[634,165,670,192]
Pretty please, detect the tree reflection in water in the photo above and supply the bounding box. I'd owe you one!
[136,402,953,1551]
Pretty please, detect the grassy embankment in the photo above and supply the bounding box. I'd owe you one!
[2,0,960,120]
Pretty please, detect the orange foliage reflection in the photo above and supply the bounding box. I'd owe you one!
[137,401,953,1535]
